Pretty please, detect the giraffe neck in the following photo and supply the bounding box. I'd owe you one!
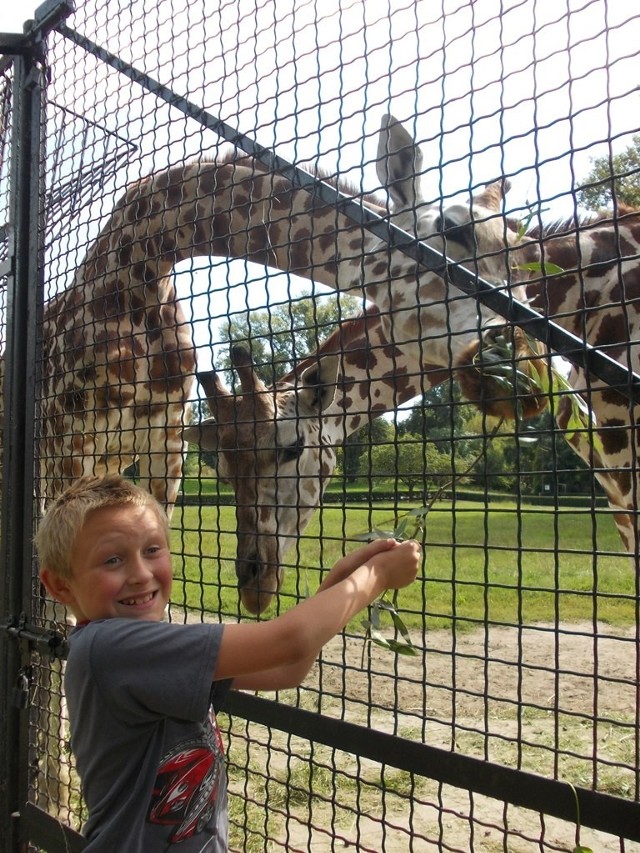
[284,305,448,445]
[525,209,640,551]
[525,208,640,343]
[67,156,511,375]
[69,159,369,311]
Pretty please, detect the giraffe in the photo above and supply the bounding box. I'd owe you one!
[455,204,640,556]
[182,115,536,613]
[184,304,451,614]
[187,202,640,618]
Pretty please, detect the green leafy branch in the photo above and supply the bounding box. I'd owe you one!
[474,327,603,455]
[528,347,604,455]
[354,422,505,658]
[568,782,595,853]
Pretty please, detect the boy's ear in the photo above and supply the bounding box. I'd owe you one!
[39,567,75,605]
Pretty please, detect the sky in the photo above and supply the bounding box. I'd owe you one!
[0,7,37,33]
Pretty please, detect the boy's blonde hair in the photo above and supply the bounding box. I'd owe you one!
[35,474,170,579]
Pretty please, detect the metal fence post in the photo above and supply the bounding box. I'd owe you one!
[0,26,47,853]
[0,5,78,847]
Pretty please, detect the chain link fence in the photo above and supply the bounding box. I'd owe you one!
[1,0,639,850]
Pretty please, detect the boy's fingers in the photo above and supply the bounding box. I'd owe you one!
[346,538,397,564]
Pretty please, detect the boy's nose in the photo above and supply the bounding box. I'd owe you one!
[129,556,154,582]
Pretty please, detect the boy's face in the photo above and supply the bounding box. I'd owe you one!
[42,504,173,623]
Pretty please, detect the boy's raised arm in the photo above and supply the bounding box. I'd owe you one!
[215,539,421,690]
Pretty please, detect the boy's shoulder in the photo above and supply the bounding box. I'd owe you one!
[68,617,224,659]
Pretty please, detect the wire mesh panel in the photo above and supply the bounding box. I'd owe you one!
[4,0,639,850]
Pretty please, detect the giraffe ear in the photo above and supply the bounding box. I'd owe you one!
[376,114,424,211]
[297,355,340,413]
[183,419,218,451]
[477,178,511,211]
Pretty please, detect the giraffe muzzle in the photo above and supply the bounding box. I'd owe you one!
[236,555,283,615]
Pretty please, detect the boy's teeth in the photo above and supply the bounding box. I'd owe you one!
[122,593,153,605]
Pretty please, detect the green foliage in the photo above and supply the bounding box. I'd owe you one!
[361,431,453,498]
[577,134,640,210]
[338,417,395,482]
[215,289,363,384]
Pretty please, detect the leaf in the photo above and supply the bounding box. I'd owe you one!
[368,629,396,650]
[390,610,414,644]
[572,846,594,853]
[353,526,397,541]
[393,516,410,539]
[385,640,418,656]
[409,506,430,518]
[515,261,564,276]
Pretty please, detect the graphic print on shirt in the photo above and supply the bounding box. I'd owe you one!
[148,714,225,843]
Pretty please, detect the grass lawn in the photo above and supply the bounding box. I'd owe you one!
[168,498,635,631]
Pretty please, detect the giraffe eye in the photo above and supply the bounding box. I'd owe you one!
[278,437,305,464]
[441,213,473,249]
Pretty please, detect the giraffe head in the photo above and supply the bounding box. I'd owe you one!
[453,223,548,420]
[374,117,544,419]
[364,116,536,373]
[183,345,341,615]
[376,115,532,282]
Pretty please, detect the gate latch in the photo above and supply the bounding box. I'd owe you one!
[0,614,69,659]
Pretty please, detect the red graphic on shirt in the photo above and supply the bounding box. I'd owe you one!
[149,719,225,842]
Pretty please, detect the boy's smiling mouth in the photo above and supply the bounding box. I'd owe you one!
[119,591,157,607]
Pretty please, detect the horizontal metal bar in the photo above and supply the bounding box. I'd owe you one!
[0,35,29,55]
[20,802,86,852]
[225,690,640,843]
[54,22,640,405]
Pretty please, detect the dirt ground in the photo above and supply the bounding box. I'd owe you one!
[232,621,639,852]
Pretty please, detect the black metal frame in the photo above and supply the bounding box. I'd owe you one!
[1,2,639,850]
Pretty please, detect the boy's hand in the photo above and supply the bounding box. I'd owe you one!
[318,539,399,593]
[318,538,421,595]
[368,539,421,590]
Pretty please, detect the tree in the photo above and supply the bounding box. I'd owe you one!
[363,431,452,499]
[399,383,479,457]
[216,290,363,385]
[578,135,640,211]
[338,417,395,483]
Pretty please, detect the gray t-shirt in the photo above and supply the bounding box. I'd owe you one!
[65,618,231,851]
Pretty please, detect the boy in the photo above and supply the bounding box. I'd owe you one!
[36,474,421,852]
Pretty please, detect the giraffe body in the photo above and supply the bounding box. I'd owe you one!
[458,206,640,553]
